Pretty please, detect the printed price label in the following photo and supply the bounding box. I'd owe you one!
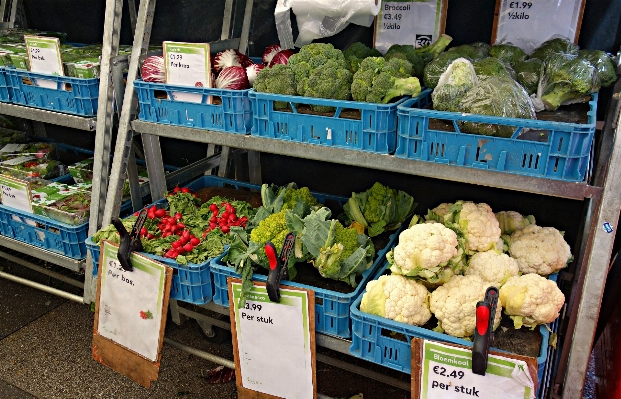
[493,0,585,53]
[163,41,211,104]
[374,0,447,53]
[0,175,32,213]
[24,36,64,89]
[419,341,535,399]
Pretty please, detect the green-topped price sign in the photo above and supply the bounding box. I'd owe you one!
[163,41,211,103]
[0,175,32,213]
[24,36,64,89]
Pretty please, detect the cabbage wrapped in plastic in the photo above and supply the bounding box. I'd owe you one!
[538,53,601,111]
[459,76,536,138]
[489,44,527,66]
[529,37,579,60]
[432,58,478,112]
[514,58,543,95]
[578,50,618,88]
[423,51,462,89]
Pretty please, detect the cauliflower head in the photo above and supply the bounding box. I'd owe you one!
[360,274,432,326]
[500,273,565,328]
[430,275,502,338]
[390,223,458,280]
[495,210,536,236]
[465,250,519,286]
[508,225,572,275]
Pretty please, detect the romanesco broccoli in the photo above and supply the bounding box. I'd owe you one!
[250,209,287,250]
[283,186,319,210]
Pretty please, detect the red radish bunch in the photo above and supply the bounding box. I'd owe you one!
[164,230,202,259]
[141,55,165,83]
[213,49,241,73]
[262,44,282,66]
[169,186,198,198]
[246,63,265,85]
[268,49,294,67]
[204,201,248,235]
[215,66,250,90]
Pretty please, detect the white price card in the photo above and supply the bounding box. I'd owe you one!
[419,341,535,399]
[24,36,64,89]
[230,280,315,399]
[163,41,211,104]
[374,0,448,53]
[492,0,586,53]
[0,174,32,213]
[97,241,168,362]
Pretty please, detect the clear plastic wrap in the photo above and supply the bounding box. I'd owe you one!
[537,53,601,111]
[459,76,536,138]
[432,58,478,112]
[447,44,489,61]
[578,50,618,88]
[489,43,527,66]
[528,36,579,60]
[473,57,514,80]
[423,51,461,89]
[514,58,543,95]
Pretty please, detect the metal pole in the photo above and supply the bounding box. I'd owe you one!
[0,271,84,303]
[163,337,236,369]
[0,250,83,289]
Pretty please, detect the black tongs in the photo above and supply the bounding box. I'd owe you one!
[264,232,295,303]
[111,208,148,272]
[472,286,499,375]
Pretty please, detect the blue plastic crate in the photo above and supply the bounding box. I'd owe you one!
[0,203,88,259]
[134,79,252,134]
[349,264,558,390]
[396,90,597,182]
[6,68,99,116]
[210,222,404,339]
[249,90,425,154]
[0,67,11,102]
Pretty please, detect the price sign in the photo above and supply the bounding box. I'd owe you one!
[374,0,448,53]
[0,174,32,213]
[92,241,172,387]
[163,41,211,104]
[24,36,64,89]
[492,0,586,53]
[412,339,537,399]
[229,279,316,399]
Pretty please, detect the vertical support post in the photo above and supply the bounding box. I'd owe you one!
[84,0,123,304]
[221,0,234,40]
[142,133,167,200]
[247,150,261,184]
[127,150,143,211]
[238,0,254,54]
[128,0,137,35]
[101,0,157,227]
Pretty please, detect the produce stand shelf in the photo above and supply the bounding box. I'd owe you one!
[0,234,84,272]
[132,120,600,201]
[0,101,96,131]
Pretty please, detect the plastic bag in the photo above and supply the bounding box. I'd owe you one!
[432,58,478,112]
[447,44,488,62]
[275,0,381,48]
[423,51,461,89]
[536,53,600,111]
[529,36,579,60]
[514,58,543,95]
[473,57,514,80]
[459,76,536,138]
[578,50,618,88]
[489,43,527,66]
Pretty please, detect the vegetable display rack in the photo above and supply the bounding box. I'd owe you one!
[6,68,99,116]
[349,263,559,398]
[0,68,11,102]
[395,91,598,182]
[249,89,431,154]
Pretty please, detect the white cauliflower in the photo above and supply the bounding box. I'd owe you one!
[508,225,572,275]
[495,210,536,236]
[388,223,463,284]
[500,273,565,328]
[429,275,502,338]
[427,200,501,254]
[360,274,432,326]
[465,250,519,286]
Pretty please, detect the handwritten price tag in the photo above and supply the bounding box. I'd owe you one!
[0,175,32,213]
[24,36,64,89]
[493,0,584,53]
[163,41,211,103]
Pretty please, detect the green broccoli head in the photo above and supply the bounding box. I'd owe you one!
[473,57,512,79]
[351,56,419,103]
[288,43,347,80]
[253,64,297,109]
[432,60,477,112]
[351,69,376,102]
[382,57,413,79]
[529,37,579,61]
[344,42,381,73]
[489,44,527,66]
[385,44,425,78]
[447,44,488,61]
[423,51,462,88]
[578,49,618,88]
[540,53,601,111]
[300,60,353,112]
[383,77,421,104]
[513,58,542,95]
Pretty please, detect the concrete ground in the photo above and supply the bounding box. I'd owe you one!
[0,257,411,399]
